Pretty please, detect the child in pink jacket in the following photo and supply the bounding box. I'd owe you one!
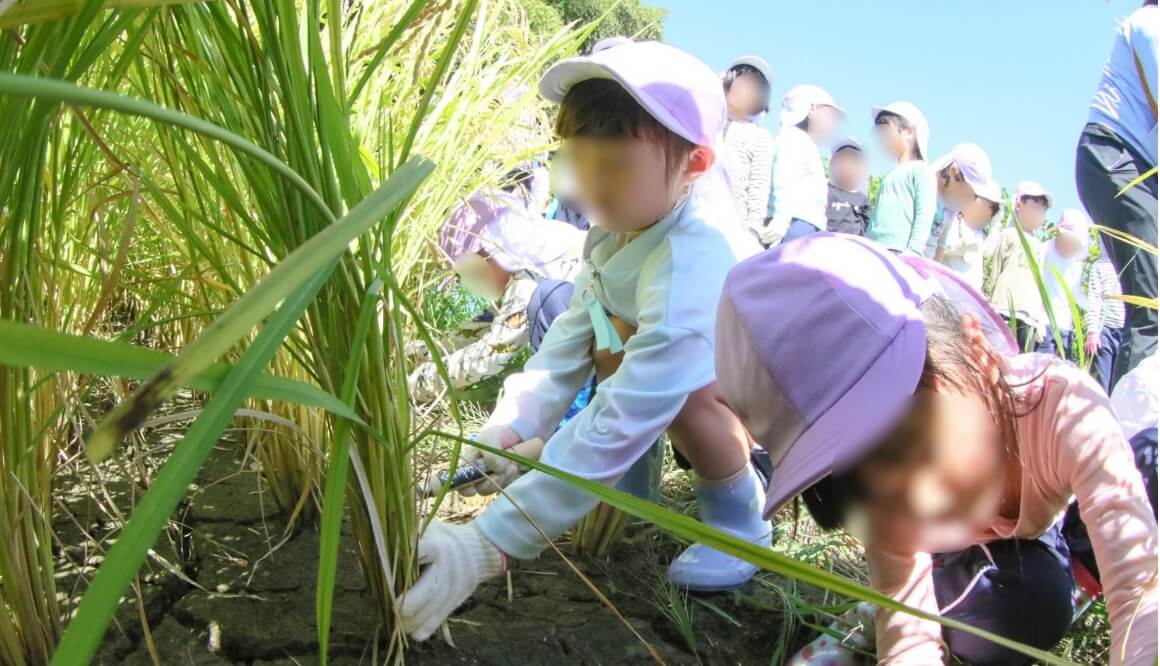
[715,234,1157,664]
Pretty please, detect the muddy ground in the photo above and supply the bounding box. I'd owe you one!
[58,442,809,665]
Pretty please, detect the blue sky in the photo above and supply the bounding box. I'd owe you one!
[659,0,1141,214]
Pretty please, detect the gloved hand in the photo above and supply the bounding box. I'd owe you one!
[1084,333,1101,356]
[458,425,522,497]
[400,520,506,641]
[757,223,782,247]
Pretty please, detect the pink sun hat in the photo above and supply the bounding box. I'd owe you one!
[715,233,932,517]
[539,41,726,147]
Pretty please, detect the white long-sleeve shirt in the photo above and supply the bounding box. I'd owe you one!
[1043,243,1087,333]
[936,211,987,292]
[475,171,760,558]
[766,125,827,241]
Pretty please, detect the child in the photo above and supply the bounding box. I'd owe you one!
[400,42,767,641]
[409,193,585,402]
[720,55,775,235]
[763,85,845,246]
[825,137,871,236]
[865,102,936,255]
[714,234,1157,665]
[1038,209,1091,361]
[935,190,1000,292]
[985,180,1052,351]
[1086,240,1126,393]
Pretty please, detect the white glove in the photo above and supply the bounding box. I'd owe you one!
[400,520,505,641]
[458,425,521,497]
[757,223,782,247]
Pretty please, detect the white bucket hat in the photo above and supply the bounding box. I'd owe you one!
[779,84,845,127]
[872,101,930,160]
[728,54,774,86]
[932,143,1001,202]
[1013,181,1054,209]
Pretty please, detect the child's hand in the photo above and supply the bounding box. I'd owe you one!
[400,520,505,641]
[458,425,522,497]
[1084,333,1101,356]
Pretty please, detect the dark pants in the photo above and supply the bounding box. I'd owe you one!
[526,279,575,352]
[1036,327,1076,362]
[1075,123,1158,387]
[934,524,1074,666]
[780,218,821,245]
[1090,326,1123,394]
[1003,316,1039,353]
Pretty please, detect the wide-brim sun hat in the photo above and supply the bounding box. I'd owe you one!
[871,101,930,161]
[539,41,726,147]
[1014,180,1054,209]
[728,54,774,86]
[779,84,846,127]
[715,234,932,517]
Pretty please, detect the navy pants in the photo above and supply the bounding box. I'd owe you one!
[934,524,1075,666]
[1076,123,1158,386]
[1036,327,1076,362]
[780,218,821,245]
[1090,326,1123,395]
[527,279,575,352]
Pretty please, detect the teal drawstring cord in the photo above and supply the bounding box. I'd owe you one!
[585,291,624,354]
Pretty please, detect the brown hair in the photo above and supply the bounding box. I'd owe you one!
[554,78,694,181]
[802,295,1044,530]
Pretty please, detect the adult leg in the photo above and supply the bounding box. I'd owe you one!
[780,218,821,245]
[934,524,1075,665]
[526,279,575,353]
[1075,125,1158,385]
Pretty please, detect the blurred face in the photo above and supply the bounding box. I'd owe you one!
[937,166,976,210]
[806,106,842,143]
[1015,196,1049,232]
[874,122,909,161]
[566,135,710,233]
[961,197,996,230]
[726,70,767,118]
[454,252,510,301]
[830,149,866,191]
[854,388,1008,540]
[1054,233,1086,259]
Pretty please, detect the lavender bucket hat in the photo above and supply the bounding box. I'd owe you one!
[539,40,726,147]
[716,233,933,518]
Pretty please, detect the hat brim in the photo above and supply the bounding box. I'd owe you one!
[729,55,773,85]
[761,316,927,518]
[538,57,702,146]
[930,151,954,172]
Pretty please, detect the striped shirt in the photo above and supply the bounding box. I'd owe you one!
[720,118,775,233]
[1086,257,1126,333]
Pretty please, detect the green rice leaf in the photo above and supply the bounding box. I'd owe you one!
[0,319,364,425]
[456,435,1081,666]
[85,157,433,462]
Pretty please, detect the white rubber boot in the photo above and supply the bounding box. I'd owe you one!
[666,465,772,591]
